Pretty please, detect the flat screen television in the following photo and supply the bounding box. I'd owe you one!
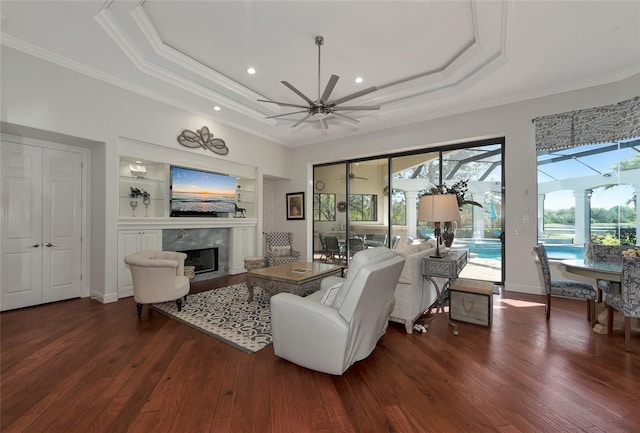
[170,166,237,217]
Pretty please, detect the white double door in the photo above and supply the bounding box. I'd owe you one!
[1,140,83,311]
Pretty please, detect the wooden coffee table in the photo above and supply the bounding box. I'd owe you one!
[246,261,342,302]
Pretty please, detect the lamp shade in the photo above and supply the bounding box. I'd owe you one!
[418,194,461,224]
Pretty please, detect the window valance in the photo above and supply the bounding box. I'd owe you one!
[533,96,640,151]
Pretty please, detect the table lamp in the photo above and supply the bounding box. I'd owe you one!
[418,194,462,258]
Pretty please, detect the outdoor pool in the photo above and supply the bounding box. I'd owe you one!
[456,239,585,260]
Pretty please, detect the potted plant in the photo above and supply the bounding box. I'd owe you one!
[420,179,483,247]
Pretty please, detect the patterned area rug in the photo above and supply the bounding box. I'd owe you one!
[152,283,271,354]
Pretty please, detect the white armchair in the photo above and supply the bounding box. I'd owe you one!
[270,247,405,375]
[124,251,190,316]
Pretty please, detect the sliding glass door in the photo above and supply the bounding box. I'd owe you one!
[313,138,504,283]
[442,144,504,282]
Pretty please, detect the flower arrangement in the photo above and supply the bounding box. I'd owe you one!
[129,187,150,200]
[622,247,640,257]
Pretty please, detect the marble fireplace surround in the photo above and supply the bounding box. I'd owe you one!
[163,228,229,281]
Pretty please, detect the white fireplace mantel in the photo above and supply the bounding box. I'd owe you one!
[117,217,258,231]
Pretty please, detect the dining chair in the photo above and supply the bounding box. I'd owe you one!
[323,235,345,263]
[348,237,366,258]
[391,235,402,251]
[604,256,640,351]
[591,244,627,301]
[534,245,597,324]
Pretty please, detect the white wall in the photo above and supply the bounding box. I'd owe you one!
[1,47,291,301]
[286,73,640,294]
[3,45,638,298]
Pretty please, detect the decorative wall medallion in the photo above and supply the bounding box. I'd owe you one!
[177,126,229,155]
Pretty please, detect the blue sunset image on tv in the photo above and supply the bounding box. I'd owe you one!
[171,167,237,213]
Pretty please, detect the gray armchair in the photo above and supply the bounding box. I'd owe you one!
[270,247,405,375]
[604,256,640,351]
[265,232,300,266]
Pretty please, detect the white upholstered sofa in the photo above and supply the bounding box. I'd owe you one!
[389,238,440,333]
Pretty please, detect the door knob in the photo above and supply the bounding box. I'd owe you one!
[32,243,40,248]
[45,243,57,247]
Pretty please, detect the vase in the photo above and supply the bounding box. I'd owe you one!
[143,196,150,217]
[130,200,138,217]
[442,221,457,248]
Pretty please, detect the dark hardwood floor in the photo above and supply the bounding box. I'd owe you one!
[2,275,639,433]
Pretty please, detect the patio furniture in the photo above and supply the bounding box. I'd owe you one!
[322,234,345,263]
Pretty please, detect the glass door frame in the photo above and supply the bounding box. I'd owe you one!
[313,137,505,284]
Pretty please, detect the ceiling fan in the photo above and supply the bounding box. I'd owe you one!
[258,35,379,129]
[338,166,368,181]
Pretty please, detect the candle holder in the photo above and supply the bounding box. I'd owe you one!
[130,200,138,217]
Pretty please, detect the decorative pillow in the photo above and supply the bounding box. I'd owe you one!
[425,238,438,248]
[271,245,291,257]
[321,282,343,305]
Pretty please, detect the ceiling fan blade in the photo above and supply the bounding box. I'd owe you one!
[320,118,329,130]
[266,110,309,119]
[331,86,378,106]
[257,99,309,109]
[331,112,360,124]
[320,75,339,103]
[281,81,315,106]
[332,105,380,111]
[291,113,313,128]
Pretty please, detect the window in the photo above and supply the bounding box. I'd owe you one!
[313,193,336,221]
[349,194,377,221]
[534,97,640,248]
[536,138,639,247]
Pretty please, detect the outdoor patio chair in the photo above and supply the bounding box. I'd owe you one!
[322,235,345,263]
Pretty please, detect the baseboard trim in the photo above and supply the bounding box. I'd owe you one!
[505,282,543,295]
[91,291,119,304]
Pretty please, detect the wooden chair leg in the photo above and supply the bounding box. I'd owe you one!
[607,306,614,336]
[176,298,183,312]
[546,294,551,320]
[588,300,596,326]
[136,303,143,316]
[624,317,631,352]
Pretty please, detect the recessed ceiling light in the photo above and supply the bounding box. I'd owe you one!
[355,76,364,84]
[135,160,142,164]
[213,106,221,111]
[247,67,256,75]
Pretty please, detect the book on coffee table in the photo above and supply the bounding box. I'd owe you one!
[291,268,310,274]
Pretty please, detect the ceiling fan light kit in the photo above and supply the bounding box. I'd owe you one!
[258,35,379,130]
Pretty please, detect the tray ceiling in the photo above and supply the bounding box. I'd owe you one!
[1,1,639,147]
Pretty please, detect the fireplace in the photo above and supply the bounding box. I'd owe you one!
[179,247,219,274]
[163,228,230,279]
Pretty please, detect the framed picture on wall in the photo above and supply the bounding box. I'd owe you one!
[286,192,305,220]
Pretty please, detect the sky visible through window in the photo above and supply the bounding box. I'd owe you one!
[538,140,638,210]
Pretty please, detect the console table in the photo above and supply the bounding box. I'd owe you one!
[422,249,468,335]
